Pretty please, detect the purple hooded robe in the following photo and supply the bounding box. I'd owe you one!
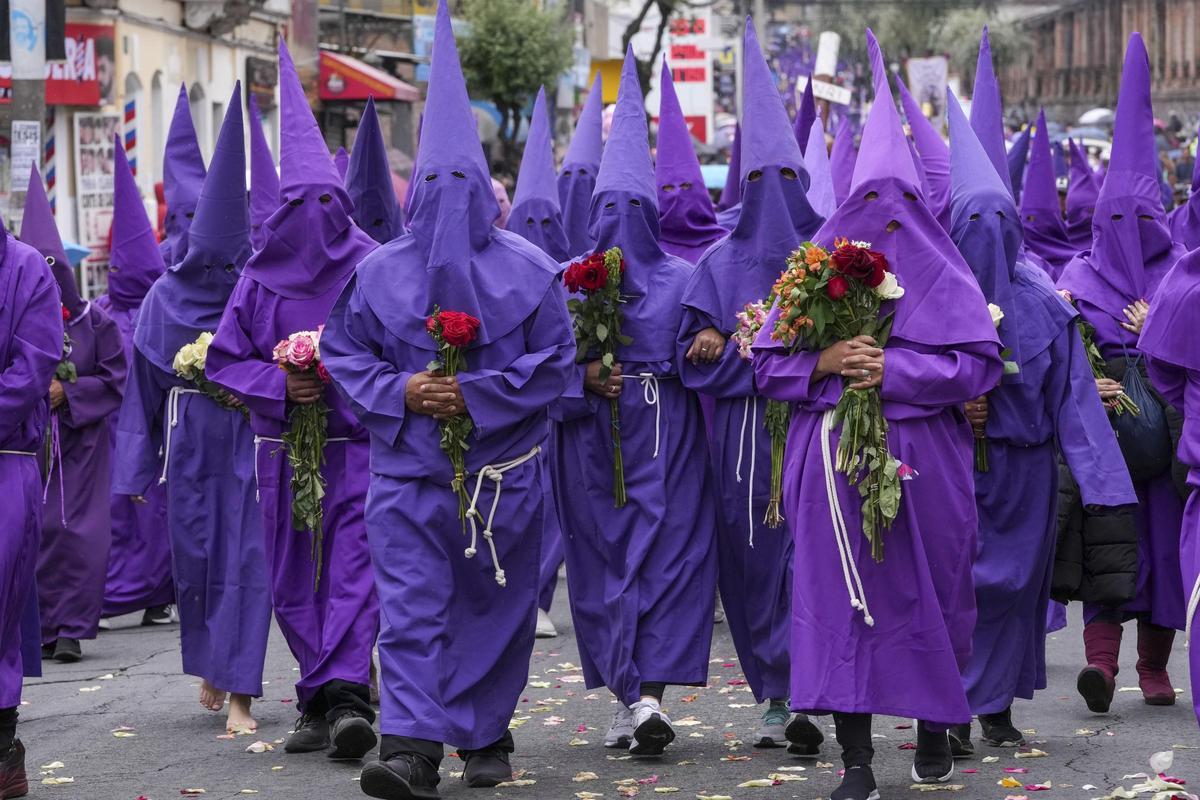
[248,94,281,252]
[114,88,271,697]
[656,60,726,264]
[559,74,604,259]
[829,116,857,207]
[21,167,127,646]
[717,122,742,217]
[207,42,382,717]
[321,0,574,749]
[677,19,823,704]
[1058,34,1188,631]
[793,77,817,158]
[551,46,718,708]
[1167,124,1200,250]
[346,97,405,245]
[945,91,1136,714]
[160,84,207,268]
[98,139,173,619]
[1065,138,1101,251]
[0,227,61,707]
[896,75,951,230]
[751,37,1003,726]
[1140,248,1200,729]
[1020,111,1077,280]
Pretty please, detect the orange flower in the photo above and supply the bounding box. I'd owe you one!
[804,246,828,266]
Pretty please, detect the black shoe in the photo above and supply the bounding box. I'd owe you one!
[948,723,974,758]
[0,739,28,799]
[40,643,54,661]
[785,713,825,756]
[360,753,441,800]
[284,713,331,754]
[978,708,1026,747]
[329,713,378,760]
[912,724,954,784]
[830,765,879,800]
[462,749,512,788]
[141,604,174,626]
[53,638,81,663]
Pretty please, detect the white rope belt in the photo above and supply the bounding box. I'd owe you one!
[821,409,874,627]
[0,450,36,456]
[734,397,760,548]
[637,373,674,459]
[1186,568,1200,654]
[253,434,354,501]
[464,445,541,588]
[159,386,201,485]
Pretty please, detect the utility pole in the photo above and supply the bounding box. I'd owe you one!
[6,0,48,229]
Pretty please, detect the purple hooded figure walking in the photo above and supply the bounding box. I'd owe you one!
[944,89,1135,753]
[829,116,858,208]
[717,122,742,220]
[1020,110,1077,280]
[248,94,281,252]
[346,97,405,245]
[1140,247,1200,732]
[207,39,382,764]
[321,2,574,795]
[114,85,271,735]
[99,139,174,627]
[551,45,718,760]
[678,16,824,756]
[656,59,726,264]
[0,212,63,799]
[559,73,604,259]
[1167,123,1200,249]
[751,30,1002,799]
[1058,33,1188,715]
[896,75,951,230]
[160,84,207,267]
[21,167,127,665]
[1065,138,1101,251]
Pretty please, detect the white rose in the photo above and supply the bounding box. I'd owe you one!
[192,333,211,372]
[988,303,1005,328]
[873,270,905,301]
[173,344,198,378]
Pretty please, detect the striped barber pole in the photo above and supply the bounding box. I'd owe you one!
[44,107,57,214]
[124,97,137,175]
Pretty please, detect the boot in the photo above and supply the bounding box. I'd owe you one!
[1135,621,1176,706]
[912,721,953,784]
[0,740,27,800]
[1077,620,1122,713]
[360,753,440,800]
[948,723,973,758]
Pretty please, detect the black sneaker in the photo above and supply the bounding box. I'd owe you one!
[978,709,1026,747]
[0,739,28,800]
[284,713,330,754]
[40,643,55,660]
[948,723,974,758]
[360,753,441,800]
[784,713,825,756]
[141,604,175,626]
[830,765,879,800]
[53,638,81,663]
[912,725,954,784]
[462,748,512,788]
[329,713,378,760]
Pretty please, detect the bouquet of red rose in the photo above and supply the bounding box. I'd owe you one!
[732,299,789,528]
[272,328,333,590]
[56,305,77,383]
[426,307,481,528]
[564,247,631,507]
[768,238,908,562]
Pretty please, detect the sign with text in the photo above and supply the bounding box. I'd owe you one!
[10,119,39,188]
[796,76,851,106]
[73,111,119,296]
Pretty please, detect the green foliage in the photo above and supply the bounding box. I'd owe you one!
[283,401,329,591]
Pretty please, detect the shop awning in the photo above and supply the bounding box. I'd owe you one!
[319,51,419,103]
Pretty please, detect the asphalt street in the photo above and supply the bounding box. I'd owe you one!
[17,590,1198,800]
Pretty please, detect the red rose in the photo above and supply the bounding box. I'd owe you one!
[826,275,849,300]
[563,263,583,294]
[578,261,607,292]
[829,244,876,282]
[425,315,437,334]
[61,305,71,321]
[438,310,481,348]
[865,250,889,288]
[316,362,332,384]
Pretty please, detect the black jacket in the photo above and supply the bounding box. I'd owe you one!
[1052,461,1138,607]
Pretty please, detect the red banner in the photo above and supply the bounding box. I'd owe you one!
[0,22,115,106]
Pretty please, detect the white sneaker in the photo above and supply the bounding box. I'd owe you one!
[535,608,558,638]
[97,618,113,631]
[605,705,634,749]
[629,699,675,756]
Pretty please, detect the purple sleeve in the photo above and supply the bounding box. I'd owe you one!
[753,350,841,404]
[1147,357,1187,410]
[61,312,127,428]
[0,268,61,443]
[1049,326,1137,508]
[112,349,166,496]
[208,280,287,422]
[458,283,576,436]
[321,277,412,446]
[880,342,1003,407]
[677,306,755,398]
[549,361,596,422]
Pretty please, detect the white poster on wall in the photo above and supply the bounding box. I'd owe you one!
[73,111,120,297]
[8,0,47,79]
[11,120,40,189]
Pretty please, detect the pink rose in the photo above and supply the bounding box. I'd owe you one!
[272,338,291,363]
[286,334,317,370]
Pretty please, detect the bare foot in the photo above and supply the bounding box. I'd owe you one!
[199,679,227,712]
[226,693,257,734]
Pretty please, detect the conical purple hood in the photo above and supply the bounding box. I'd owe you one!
[897,74,950,227]
[347,97,404,243]
[830,115,856,205]
[109,134,165,310]
[248,93,280,251]
[1007,126,1030,202]
[594,46,655,203]
[21,165,83,316]
[334,147,349,180]
[1168,121,1200,249]
[655,57,724,262]
[507,87,570,261]
[741,17,805,184]
[1060,32,1185,335]
[803,117,836,218]
[793,76,817,156]
[969,28,1014,196]
[133,84,251,375]
[162,83,206,265]
[558,72,603,258]
[1140,247,1200,369]
[1019,110,1075,278]
[716,122,741,212]
[814,52,998,353]
[866,28,887,94]
[279,38,343,195]
[1052,139,1068,179]
[1065,137,1100,248]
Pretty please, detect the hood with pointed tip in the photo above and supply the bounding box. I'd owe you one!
[247,93,281,251]
[162,84,207,266]
[507,88,570,261]
[347,97,405,244]
[108,136,166,310]
[969,27,1014,196]
[21,165,84,316]
[1019,111,1075,278]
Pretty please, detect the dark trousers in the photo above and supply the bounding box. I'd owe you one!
[833,712,874,768]
[380,730,515,768]
[0,708,16,752]
[307,679,375,724]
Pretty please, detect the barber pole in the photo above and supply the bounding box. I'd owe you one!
[124,98,137,175]
[45,108,57,214]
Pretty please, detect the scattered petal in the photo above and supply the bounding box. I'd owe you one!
[112,731,137,738]
[768,773,808,782]
[573,772,600,783]
[815,761,834,769]
[78,686,101,693]
[41,777,75,786]
[680,694,699,703]
[637,776,660,786]
[496,779,537,787]
[696,796,733,800]
[675,718,703,727]
[1074,729,1097,736]
[270,766,283,772]
[1005,768,1030,774]
[617,787,639,798]
[529,681,551,689]
[908,784,964,792]
[982,756,1000,763]
[244,741,274,754]
[181,790,207,796]
[40,761,65,770]
[898,742,917,750]
[239,792,259,795]
[569,737,589,746]
[1000,777,1025,788]
[1150,751,1174,773]
[97,674,115,680]
[737,779,780,788]
[1015,749,1048,759]
[654,789,680,794]
[721,755,752,762]
[576,793,604,800]
[774,766,806,772]
[1023,781,1052,791]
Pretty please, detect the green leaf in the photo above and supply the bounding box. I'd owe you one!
[595,322,609,342]
[601,352,614,368]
